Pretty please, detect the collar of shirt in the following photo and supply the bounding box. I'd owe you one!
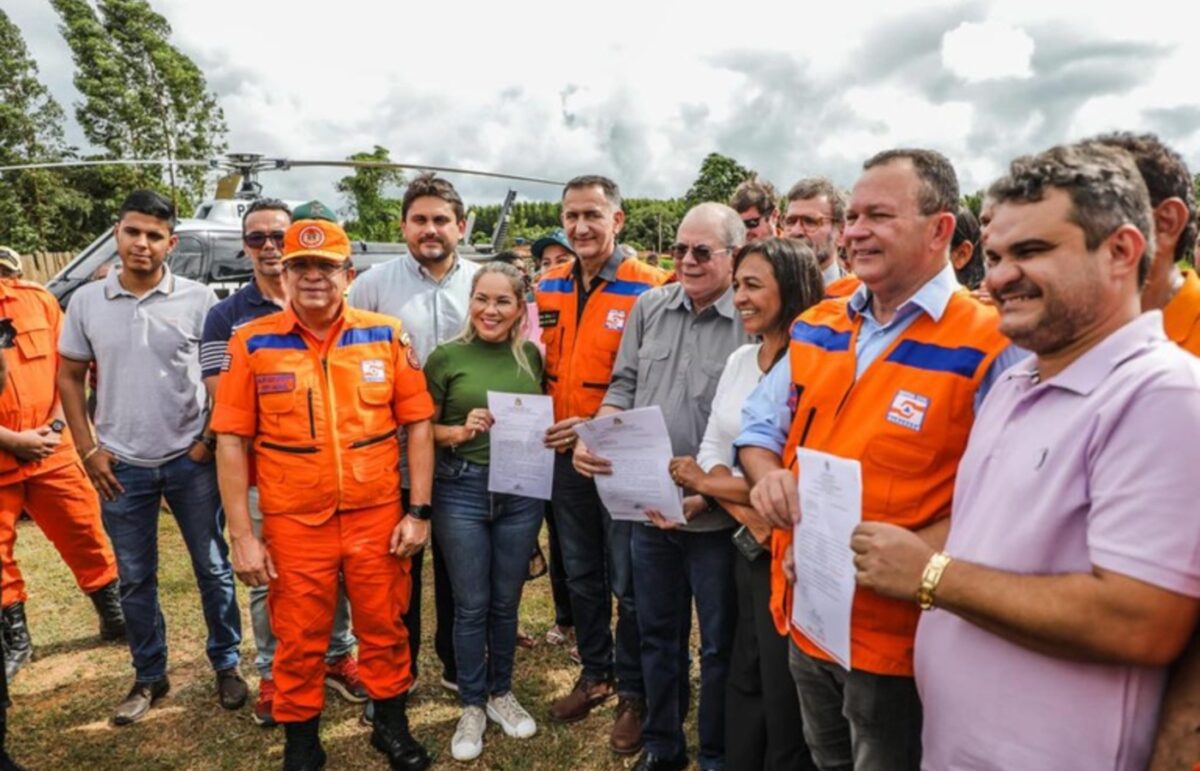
[403,252,463,285]
[664,283,738,319]
[847,261,959,326]
[240,279,275,307]
[821,259,846,287]
[1007,311,1166,397]
[277,301,349,351]
[573,246,626,287]
[104,264,174,300]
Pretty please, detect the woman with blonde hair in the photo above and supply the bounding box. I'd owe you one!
[423,261,545,761]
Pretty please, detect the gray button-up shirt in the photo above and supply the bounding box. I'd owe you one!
[59,266,216,466]
[347,253,479,365]
[603,283,750,531]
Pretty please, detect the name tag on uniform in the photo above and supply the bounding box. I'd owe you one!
[361,359,386,383]
[256,373,296,394]
[539,309,560,328]
[886,390,930,432]
[604,309,627,331]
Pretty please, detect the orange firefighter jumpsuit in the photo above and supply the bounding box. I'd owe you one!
[212,303,434,722]
[0,279,117,607]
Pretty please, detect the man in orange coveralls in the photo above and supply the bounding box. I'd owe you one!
[212,219,434,771]
[0,245,122,684]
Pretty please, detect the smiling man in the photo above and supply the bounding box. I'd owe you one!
[852,142,1200,771]
[737,150,1023,771]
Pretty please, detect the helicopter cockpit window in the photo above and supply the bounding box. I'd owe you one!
[167,234,206,279]
[210,233,252,280]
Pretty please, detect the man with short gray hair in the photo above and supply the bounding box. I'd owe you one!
[575,202,750,771]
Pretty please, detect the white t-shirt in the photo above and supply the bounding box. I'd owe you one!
[696,343,766,475]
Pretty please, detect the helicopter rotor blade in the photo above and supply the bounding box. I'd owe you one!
[0,158,213,173]
[285,159,566,187]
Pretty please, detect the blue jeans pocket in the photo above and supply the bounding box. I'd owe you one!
[434,454,467,482]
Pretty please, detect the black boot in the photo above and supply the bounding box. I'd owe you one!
[369,693,430,771]
[87,581,126,642]
[1,605,31,682]
[282,717,325,771]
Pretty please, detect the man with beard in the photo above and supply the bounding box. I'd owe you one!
[201,199,365,726]
[854,142,1200,771]
[348,173,477,696]
[782,178,857,297]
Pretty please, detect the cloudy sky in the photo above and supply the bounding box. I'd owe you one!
[7,0,1200,209]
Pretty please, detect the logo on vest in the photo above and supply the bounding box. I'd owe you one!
[256,372,296,394]
[886,390,930,432]
[361,359,385,383]
[604,309,627,331]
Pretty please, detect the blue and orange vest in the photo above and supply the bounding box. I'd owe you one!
[772,289,1008,676]
[535,255,669,422]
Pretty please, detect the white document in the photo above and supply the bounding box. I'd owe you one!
[574,406,685,524]
[790,448,862,670]
[487,392,555,500]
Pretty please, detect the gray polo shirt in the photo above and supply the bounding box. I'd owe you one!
[347,253,478,364]
[60,266,216,467]
[603,283,750,531]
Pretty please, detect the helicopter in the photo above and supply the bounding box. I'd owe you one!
[0,152,566,307]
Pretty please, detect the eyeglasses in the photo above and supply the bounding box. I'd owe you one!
[783,214,832,233]
[741,217,762,229]
[244,231,286,248]
[670,243,731,263]
[283,259,347,276]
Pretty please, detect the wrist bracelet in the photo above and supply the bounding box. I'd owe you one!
[80,446,100,463]
[917,551,953,611]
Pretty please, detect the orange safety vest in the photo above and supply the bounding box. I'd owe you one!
[0,280,75,485]
[824,274,861,299]
[535,254,669,422]
[213,305,433,525]
[1163,268,1200,356]
[771,289,1008,676]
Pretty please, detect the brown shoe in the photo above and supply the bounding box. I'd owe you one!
[610,695,646,755]
[549,675,615,723]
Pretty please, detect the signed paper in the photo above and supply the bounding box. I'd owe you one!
[574,407,685,524]
[791,448,862,670]
[487,392,555,500]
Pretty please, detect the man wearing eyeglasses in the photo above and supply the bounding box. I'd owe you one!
[573,203,751,771]
[783,178,856,295]
[213,218,435,771]
[730,178,780,242]
[200,199,366,728]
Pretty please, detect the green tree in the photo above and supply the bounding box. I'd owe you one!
[623,198,686,252]
[336,146,406,241]
[0,9,90,252]
[684,152,754,208]
[52,0,226,213]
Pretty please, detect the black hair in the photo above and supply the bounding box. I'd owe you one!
[734,237,825,367]
[118,189,176,232]
[952,206,984,289]
[243,198,292,231]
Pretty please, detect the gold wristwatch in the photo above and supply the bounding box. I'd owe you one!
[917,552,953,610]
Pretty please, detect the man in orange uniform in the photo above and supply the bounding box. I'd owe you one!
[737,150,1025,770]
[213,220,434,771]
[0,245,122,682]
[535,175,669,754]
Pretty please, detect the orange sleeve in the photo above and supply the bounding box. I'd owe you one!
[211,330,258,436]
[391,325,434,425]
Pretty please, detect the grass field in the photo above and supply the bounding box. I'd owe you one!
[7,516,698,770]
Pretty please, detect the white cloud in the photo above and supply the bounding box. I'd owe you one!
[941,21,1035,82]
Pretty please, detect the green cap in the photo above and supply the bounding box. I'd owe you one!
[292,200,337,222]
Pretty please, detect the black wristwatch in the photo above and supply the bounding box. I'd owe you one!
[408,504,433,521]
[49,419,65,433]
[195,434,217,452]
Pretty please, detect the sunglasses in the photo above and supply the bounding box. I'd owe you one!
[244,231,286,248]
[670,243,731,263]
[741,217,762,229]
[283,259,347,276]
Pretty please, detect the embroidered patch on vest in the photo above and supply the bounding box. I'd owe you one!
[604,309,627,331]
[255,372,296,394]
[539,309,560,328]
[886,390,930,432]
[361,359,385,383]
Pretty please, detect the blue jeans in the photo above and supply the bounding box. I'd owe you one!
[632,525,736,769]
[432,456,543,707]
[101,454,242,682]
[247,488,355,680]
[551,452,643,695]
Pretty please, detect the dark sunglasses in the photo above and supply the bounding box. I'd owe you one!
[244,231,286,248]
[741,217,762,229]
[670,243,731,263]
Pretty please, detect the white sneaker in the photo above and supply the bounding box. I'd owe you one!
[451,705,486,761]
[486,691,537,739]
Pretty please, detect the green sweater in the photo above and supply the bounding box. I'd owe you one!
[423,337,544,465]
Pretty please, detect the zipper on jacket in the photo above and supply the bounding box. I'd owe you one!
[261,441,319,454]
[322,356,345,499]
[350,431,396,449]
[307,388,316,439]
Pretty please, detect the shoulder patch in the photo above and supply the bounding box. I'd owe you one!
[539,309,560,328]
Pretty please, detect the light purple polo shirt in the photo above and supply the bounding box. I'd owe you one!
[915,311,1200,771]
